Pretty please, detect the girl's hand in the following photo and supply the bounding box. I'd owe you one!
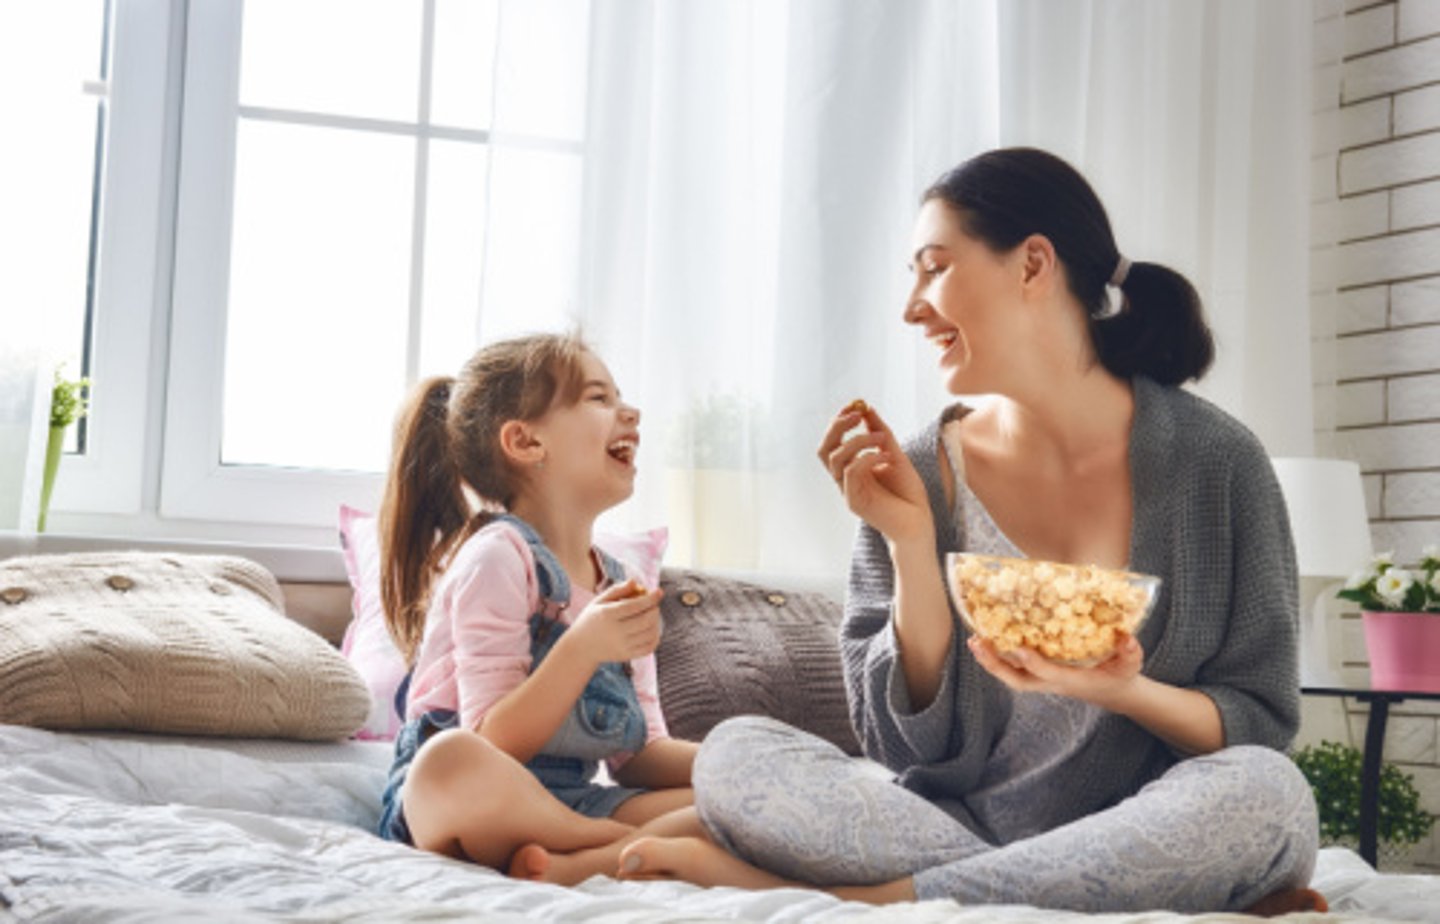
[563,580,664,667]
[966,632,1144,709]
[817,401,933,547]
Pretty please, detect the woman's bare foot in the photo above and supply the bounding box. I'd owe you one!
[1243,886,1328,917]
[617,835,796,890]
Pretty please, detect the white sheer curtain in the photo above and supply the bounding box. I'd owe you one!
[571,0,1313,581]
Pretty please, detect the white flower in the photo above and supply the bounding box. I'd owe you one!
[1422,544,1440,563]
[1344,569,1373,591]
[1373,551,1395,569]
[1375,569,1414,607]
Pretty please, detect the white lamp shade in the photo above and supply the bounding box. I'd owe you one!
[1270,457,1373,579]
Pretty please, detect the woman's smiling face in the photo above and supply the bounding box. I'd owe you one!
[903,199,1027,395]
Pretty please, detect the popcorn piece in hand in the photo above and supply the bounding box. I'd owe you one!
[615,579,649,599]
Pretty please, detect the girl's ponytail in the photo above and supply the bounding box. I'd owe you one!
[379,376,469,666]
[1091,261,1214,386]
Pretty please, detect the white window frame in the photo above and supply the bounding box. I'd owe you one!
[48,0,174,520]
[36,0,589,554]
[161,0,389,527]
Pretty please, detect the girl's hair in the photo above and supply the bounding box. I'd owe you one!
[923,147,1214,385]
[379,332,590,665]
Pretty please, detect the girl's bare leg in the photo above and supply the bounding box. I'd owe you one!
[402,729,633,870]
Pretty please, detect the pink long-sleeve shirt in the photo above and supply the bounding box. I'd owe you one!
[405,520,669,759]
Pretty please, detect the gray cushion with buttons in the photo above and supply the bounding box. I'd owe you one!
[655,567,860,755]
[0,551,370,740]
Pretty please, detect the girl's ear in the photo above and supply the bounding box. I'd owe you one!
[1018,233,1058,294]
[498,420,545,468]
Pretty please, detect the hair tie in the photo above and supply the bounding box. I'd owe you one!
[1109,256,1132,288]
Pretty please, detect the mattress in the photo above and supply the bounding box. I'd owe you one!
[1,724,1435,923]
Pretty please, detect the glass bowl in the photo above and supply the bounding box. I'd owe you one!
[944,552,1161,667]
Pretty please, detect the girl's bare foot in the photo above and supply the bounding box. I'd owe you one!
[507,841,627,886]
[617,835,795,890]
[507,843,552,881]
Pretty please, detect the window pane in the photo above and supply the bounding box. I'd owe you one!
[239,0,421,122]
[222,120,413,472]
[419,139,489,377]
[492,0,590,141]
[1,2,106,401]
[477,147,582,343]
[430,0,499,131]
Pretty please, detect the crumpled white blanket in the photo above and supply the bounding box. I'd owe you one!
[0,725,1434,923]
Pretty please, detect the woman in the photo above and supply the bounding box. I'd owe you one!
[619,147,1323,915]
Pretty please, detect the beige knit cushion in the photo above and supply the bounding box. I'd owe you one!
[0,552,370,740]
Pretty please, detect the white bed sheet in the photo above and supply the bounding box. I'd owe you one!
[1,725,1435,923]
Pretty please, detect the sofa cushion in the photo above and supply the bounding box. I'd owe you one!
[0,552,370,741]
[656,568,860,755]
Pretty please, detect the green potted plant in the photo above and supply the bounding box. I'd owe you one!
[1292,740,1435,860]
[39,367,92,532]
[1338,547,1440,693]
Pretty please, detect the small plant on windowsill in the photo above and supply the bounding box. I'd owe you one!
[38,368,92,532]
[1291,740,1435,858]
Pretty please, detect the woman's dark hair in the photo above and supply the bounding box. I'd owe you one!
[923,147,1214,385]
[378,332,589,665]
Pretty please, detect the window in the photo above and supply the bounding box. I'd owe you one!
[48,0,592,539]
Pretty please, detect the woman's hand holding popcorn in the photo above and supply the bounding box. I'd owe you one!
[968,632,1145,707]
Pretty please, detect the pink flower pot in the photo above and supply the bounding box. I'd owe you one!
[1362,610,1440,694]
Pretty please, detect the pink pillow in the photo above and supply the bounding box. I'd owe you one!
[338,505,668,741]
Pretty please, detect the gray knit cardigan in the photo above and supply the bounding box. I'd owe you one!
[841,376,1300,843]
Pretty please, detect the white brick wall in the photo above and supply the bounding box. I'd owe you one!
[1308,0,1440,874]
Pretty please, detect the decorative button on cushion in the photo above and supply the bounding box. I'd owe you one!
[106,575,135,592]
[1,587,28,605]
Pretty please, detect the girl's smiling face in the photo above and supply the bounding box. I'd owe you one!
[902,199,1029,395]
[529,351,641,510]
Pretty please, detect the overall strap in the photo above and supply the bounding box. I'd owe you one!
[494,513,570,620]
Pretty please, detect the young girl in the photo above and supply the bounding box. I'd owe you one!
[374,332,699,875]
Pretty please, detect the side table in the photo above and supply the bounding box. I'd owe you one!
[1300,686,1440,868]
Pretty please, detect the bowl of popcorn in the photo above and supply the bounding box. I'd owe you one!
[945,553,1161,666]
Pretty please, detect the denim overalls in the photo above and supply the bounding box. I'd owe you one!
[377,515,649,844]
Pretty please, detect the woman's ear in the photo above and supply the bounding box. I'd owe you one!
[1018,234,1058,294]
[498,420,545,468]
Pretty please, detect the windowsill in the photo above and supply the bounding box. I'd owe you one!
[0,529,347,584]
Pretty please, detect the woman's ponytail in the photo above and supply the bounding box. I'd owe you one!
[379,376,469,666]
[1091,261,1214,386]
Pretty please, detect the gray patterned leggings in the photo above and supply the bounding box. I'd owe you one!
[693,716,1318,913]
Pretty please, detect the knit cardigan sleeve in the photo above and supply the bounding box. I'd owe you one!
[1189,438,1301,750]
[840,518,962,767]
